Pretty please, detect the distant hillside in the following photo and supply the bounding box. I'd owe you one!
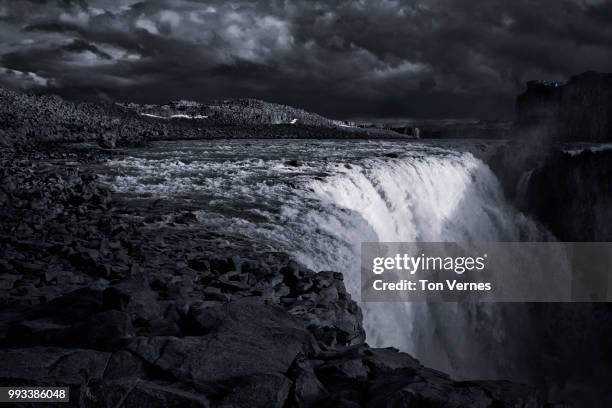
[0,88,407,148]
[0,87,168,147]
[356,119,510,139]
[121,98,337,126]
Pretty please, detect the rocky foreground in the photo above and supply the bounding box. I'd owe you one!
[0,143,559,408]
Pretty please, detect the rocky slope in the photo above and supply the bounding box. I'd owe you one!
[0,88,404,148]
[123,98,337,126]
[0,148,554,405]
[515,71,612,142]
[0,88,156,147]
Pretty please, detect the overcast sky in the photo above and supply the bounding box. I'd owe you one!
[1,0,611,119]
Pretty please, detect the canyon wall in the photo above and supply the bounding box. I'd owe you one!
[515,71,612,142]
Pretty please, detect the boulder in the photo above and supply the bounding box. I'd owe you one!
[98,133,117,149]
[288,358,330,406]
[128,303,315,385]
[5,310,133,351]
[361,347,420,374]
[285,159,304,167]
[219,373,291,408]
[37,287,104,324]
[0,347,109,385]
[85,380,210,408]
[366,370,541,408]
[70,310,134,350]
[103,350,149,380]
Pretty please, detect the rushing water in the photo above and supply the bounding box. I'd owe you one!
[98,139,551,380]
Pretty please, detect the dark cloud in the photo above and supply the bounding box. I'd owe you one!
[0,0,611,119]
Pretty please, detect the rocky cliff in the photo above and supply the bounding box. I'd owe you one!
[493,71,612,241]
[492,144,612,242]
[515,71,612,142]
[487,78,612,407]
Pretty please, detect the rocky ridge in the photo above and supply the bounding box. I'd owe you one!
[123,98,337,127]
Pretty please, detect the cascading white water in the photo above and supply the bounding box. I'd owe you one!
[284,151,549,379]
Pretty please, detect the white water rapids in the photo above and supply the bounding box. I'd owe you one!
[99,139,551,381]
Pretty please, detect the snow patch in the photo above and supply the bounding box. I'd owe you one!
[140,113,208,120]
[170,114,208,119]
[141,113,164,119]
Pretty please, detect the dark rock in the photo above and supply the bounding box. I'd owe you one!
[362,347,420,374]
[187,258,210,272]
[85,379,211,407]
[68,249,103,275]
[219,373,291,408]
[0,347,109,385]
[103,286,131,311]
[208,257,235,274]
[4,318,71,348]
[174,211,198,224]
[39,288,104,324]
[5,310,133,350]
[112,277,162,323]
[0,274,18,290]
[287,271,365,350]
[98,133,117,149]
[286,159,304,167]
[366,369,541,408]
[289,359,329,406]
[202,287,230,302]
[516,71,612,142]
[128,303,315,385]
[217,271,250,291]
[316,357,370,393]
[383,153,400,158]
[70,310,134,350]
[103,350,149,380]
[523,149,612,241]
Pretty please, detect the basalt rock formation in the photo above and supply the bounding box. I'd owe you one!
[515,71,612,142]
[494,146,612,242]
[491,71,612,242]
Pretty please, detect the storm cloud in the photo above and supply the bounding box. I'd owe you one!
[1,0,611,119]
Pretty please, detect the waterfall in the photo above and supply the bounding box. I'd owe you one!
[285,151,550,380]
[102,140,608,405]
